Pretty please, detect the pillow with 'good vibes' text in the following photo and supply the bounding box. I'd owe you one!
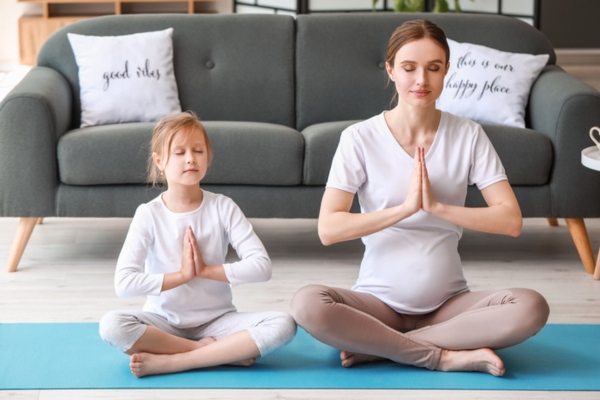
[68,28,181,128]
[436,39,549,128]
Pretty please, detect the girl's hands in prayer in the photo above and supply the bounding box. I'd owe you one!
[164,225,212,292]
[182,226,228,283]
[187,227,207,278]
[180,226,197,283]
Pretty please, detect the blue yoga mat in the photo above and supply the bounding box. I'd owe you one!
[0,323,598,390]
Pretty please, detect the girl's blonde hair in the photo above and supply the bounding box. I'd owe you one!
[148,111,213,187]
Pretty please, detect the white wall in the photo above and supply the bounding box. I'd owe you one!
[0,0,41,69]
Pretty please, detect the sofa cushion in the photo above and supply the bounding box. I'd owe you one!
[202,122,304,186]
[58,123,152,185]
[480,124,552,186]
[57,121,304,186]
[302,120,361,185]
[301,120,552,187]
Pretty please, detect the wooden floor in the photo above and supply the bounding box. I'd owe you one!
[1,216,600,399]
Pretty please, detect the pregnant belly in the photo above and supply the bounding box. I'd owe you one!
[355,229,468,313]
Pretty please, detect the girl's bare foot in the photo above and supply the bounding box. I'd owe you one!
[228,358,256,367]
[199,337,255,367]
[130,352,182,377]
[129,351,255,377]
[340,350,385,368]
[436,348,505,376]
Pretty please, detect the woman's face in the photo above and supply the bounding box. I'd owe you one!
[386,38,449,110]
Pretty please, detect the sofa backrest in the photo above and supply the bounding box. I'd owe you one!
[296,13,556,131]
[37,14,296,130]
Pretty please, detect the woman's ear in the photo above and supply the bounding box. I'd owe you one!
[386,61,395,82]
[445,62,450,76]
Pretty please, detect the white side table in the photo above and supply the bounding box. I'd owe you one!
[581,146,600,280]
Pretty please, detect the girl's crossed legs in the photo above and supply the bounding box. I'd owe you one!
[100,310,296,377]
[291,285,549,376]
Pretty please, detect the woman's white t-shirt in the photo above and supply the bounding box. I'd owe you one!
[327,111,507,314]
[114,190,271,328]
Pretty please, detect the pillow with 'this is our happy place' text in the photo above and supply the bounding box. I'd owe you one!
[436,39,549,128]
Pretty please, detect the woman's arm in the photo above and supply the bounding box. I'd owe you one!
[425,180,522,237]
[317,188,408,245]
[319,149,424,245]
[423,170,522,237]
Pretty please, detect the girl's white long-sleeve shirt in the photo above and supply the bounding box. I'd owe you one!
[114,190,271,328]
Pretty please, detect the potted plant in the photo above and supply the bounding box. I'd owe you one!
[374,0,469,12]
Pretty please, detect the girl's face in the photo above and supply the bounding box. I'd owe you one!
[153,128,209,188]
[386,38,449,110]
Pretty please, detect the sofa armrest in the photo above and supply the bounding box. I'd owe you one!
[529,65,600,217]
[0,67,72,217]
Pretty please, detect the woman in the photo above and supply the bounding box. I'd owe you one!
[290,20,549,376]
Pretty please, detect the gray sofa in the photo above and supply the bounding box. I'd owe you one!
[2,13,600,274]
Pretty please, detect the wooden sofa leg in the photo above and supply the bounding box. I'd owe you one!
[6,217,38,273]
[547,218,559,227]
[565,218,596,275]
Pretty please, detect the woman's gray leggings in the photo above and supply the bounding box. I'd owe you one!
[291,285,549,370]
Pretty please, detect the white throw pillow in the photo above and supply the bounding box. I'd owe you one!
[68,28,181,128]
[436,39,549,128]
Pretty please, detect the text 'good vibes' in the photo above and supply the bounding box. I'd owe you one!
[102,59,161,90]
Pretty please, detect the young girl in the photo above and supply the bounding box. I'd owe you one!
[100,111,296,377]
[291,20,549,376]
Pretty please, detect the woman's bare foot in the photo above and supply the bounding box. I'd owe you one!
[130,352,182,377]
[436,348,505,376]
[340,350,385,368]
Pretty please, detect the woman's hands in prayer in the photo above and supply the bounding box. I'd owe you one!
[405,147,439,216]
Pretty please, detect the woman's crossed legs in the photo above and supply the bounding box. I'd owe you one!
[290,285,549,376]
